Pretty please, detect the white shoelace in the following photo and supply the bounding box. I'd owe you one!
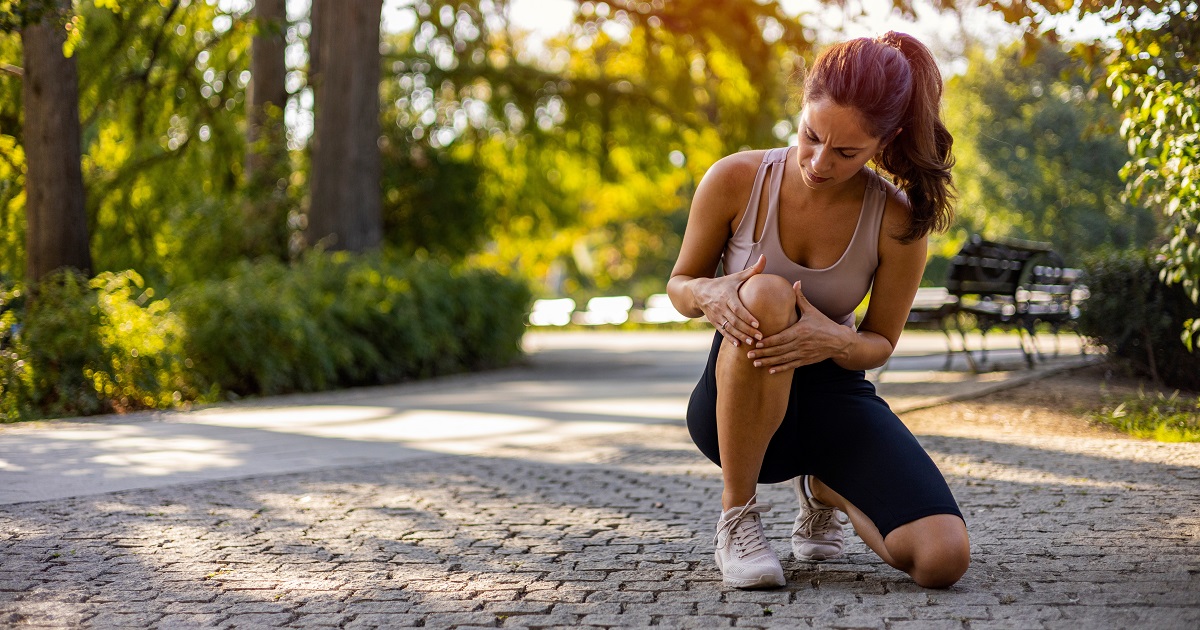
[715,501,773,559]
[794,476,849,538]
[794,505,847,538]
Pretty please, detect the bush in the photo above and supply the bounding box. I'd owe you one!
[0,254,531,421]
[0,269,202,420]
[1078,250,1200,391]
[172,252,531,397]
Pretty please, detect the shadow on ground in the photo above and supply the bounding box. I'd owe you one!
[2,424,1198,629]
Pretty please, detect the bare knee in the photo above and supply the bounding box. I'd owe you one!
[910,536,970,588]
[887,515,971,589]
[738,274,797,334]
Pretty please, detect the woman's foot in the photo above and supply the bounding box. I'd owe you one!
[713,495,786,589]
[791,475,848,561]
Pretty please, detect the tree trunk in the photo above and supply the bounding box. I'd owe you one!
[21,9,91,281]
[308,0,321,84]
[246,0,288,182]
[306,0,383,252]
[244,0,290,259]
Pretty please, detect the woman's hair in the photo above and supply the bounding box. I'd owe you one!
[803,31,955,242]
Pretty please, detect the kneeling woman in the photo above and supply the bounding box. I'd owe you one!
[667,32,970,590]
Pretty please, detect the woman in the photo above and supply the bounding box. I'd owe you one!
[667,32,970,590]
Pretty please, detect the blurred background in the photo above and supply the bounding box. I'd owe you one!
[0,0,1196,418]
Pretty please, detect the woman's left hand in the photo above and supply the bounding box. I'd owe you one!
[745,280,853,373]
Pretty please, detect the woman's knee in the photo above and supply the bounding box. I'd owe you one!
[890,515,971,589]
[738,274,797,333]
[910,539,970,588]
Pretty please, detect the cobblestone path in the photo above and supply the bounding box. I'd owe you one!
[2,423,1198,629]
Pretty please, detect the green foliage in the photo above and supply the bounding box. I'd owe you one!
[0,271,105,418]
[970,0,1200,353]
[1091,389,1200,442]
[0,268,201,421]
[0,30,25,276]
[1077,249,1200,392]
[172,252,531,397]
[377,133,491,260]
[0,0,74,34]
[0,0,296,286]
[941,42,1155,262]
[1,255,530,421]
[380,0,810,297]
[85,270,202,411]
[1107,8,1200,347]
[5,0,814,300]
[74,0,259,286]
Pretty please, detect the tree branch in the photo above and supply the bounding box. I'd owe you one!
[0,63,23,77]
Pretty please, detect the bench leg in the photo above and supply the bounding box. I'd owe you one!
[953,313,981,373]
[939,324,956,371]
[1017,325,1038,368]
[977,324,992,370]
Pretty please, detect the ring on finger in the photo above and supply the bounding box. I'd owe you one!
[720,320,728,329]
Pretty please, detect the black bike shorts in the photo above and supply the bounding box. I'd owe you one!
[687,332,964,538]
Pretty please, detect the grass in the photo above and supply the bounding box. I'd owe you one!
[1091,388,1200,442]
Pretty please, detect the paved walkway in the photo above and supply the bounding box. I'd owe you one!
[1,331,1197,629]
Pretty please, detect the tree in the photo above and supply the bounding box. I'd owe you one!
[0,31,26,279]
[1107,6,1200,348]
[18,2,91,281]
[306,0,385,253]
[942,43,1156,261]
[70,0,253,287]
[378,0,811,295]
[953,0,1200,348]
[243,0,290,260]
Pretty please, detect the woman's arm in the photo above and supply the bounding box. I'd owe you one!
[668,153,766,347]
[834,227,927,370]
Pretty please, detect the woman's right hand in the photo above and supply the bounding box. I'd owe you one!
[691,254,766,347]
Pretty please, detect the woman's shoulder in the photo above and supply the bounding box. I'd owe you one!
[698,149,769,190]
[870,168,915,233]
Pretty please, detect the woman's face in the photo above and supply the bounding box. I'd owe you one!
[795,98,886,189]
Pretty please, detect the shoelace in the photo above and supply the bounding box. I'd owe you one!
[794,505,849,538]
[715,501,773,559]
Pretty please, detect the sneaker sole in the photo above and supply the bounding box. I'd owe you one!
[715,554,786,589]
[722,573,786,589]
[792,546,844,562]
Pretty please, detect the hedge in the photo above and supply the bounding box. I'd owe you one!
[0,253,531,421]
[1077,249,1200,391]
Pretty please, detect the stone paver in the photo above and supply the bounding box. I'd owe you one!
[0,331,1197,629]
[2,422,1197,629]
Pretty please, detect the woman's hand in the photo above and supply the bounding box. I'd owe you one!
[691,255,767,347]
[746,280,854,372]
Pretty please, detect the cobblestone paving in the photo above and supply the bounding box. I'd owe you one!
[2,424,1198,629]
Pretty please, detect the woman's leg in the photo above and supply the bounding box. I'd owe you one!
[809,477,970,588]
[715,274,798,510]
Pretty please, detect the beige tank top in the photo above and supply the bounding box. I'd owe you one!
[722,146,888,328]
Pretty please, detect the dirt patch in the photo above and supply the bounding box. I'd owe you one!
[899,363,1181,440]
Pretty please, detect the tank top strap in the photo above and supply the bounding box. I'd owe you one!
[762,147,789,245]
[732,148,791,271]
[741,152,775,241]
[859,168,888,248]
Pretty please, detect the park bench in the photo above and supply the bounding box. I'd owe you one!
[897,287,961,370]
[902,235,1086,372]
[572,295,634,326]
[637,293,691,324]
[529,298,576,327]
[1018,253,1088,360]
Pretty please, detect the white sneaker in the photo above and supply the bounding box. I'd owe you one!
[791,475,849,561]
[713,495,785,589]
